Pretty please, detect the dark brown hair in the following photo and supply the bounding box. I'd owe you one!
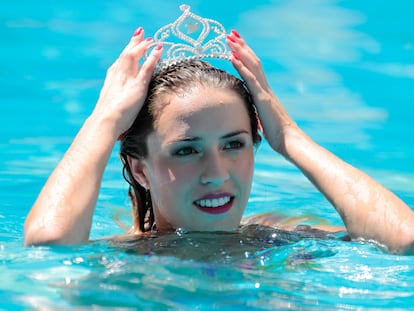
[120,59,261,233]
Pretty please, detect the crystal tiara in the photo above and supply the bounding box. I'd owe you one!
[146,4,231,71]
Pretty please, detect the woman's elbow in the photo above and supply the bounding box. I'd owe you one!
[24,220,86,246]
[24,222,61,246]
[388,236,414,255]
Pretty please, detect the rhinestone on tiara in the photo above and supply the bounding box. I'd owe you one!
[147,4,231,71]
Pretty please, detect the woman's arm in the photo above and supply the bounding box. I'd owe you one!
[24,28,162,245]
[227,30,414,254]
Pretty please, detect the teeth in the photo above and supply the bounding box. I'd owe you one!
[196,196,231,208]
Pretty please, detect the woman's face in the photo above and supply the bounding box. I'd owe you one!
[131,86,255,232]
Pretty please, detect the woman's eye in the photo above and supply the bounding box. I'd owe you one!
[173,146,199,157]
[224,140,245,150]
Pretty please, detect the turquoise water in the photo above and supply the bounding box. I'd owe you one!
[1,0,414,309]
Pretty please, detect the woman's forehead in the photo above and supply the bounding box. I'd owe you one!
[152,87,251,137]
[158,87,246,118]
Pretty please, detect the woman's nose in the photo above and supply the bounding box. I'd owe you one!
[200,150,230,186]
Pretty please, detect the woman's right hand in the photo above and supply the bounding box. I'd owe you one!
[92,27,163,139]
[24,28,163,246]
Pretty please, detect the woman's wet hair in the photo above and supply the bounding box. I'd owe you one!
[120,59,261,233]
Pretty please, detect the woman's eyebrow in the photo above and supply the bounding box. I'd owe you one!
[167,136,200,144]
[168,130,249,144]
[221,130,250,139]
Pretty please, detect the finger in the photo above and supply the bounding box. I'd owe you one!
[127,37,154,77]
[227,30,262,71]
[116,29,153,78]
[230,52,263,98]
[226,31,268,87]
[226,34,263,94]
[123,27,145,51]
[227,30,258,65]
[136,44,163,87]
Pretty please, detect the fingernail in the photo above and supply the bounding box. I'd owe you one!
[231,29,241,38]
[227,35,236,43]
[133,27,143,37]
[155,44,162,50]
[232,52,240,60]
[145,37,153,42]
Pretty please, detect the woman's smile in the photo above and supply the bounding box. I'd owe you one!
[193,192,235,214]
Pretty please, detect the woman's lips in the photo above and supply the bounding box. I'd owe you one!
[193,193,235,214]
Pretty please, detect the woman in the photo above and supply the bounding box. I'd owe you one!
[24,27,414,254]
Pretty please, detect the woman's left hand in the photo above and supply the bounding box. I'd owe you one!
[226,30,296,156]
[227,30,414,254]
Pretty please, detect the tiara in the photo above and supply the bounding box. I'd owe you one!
[146,4,231,71]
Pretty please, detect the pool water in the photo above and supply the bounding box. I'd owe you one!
[1,0,414,309]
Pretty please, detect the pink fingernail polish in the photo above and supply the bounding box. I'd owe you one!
[155,44,162,50]
[231,29,241,38]
[145,37,153,42]
[227,35,236,43]
[232,52,240,60]
[133,27,143,37]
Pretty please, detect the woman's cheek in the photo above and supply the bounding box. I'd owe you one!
[236,150,255,179]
